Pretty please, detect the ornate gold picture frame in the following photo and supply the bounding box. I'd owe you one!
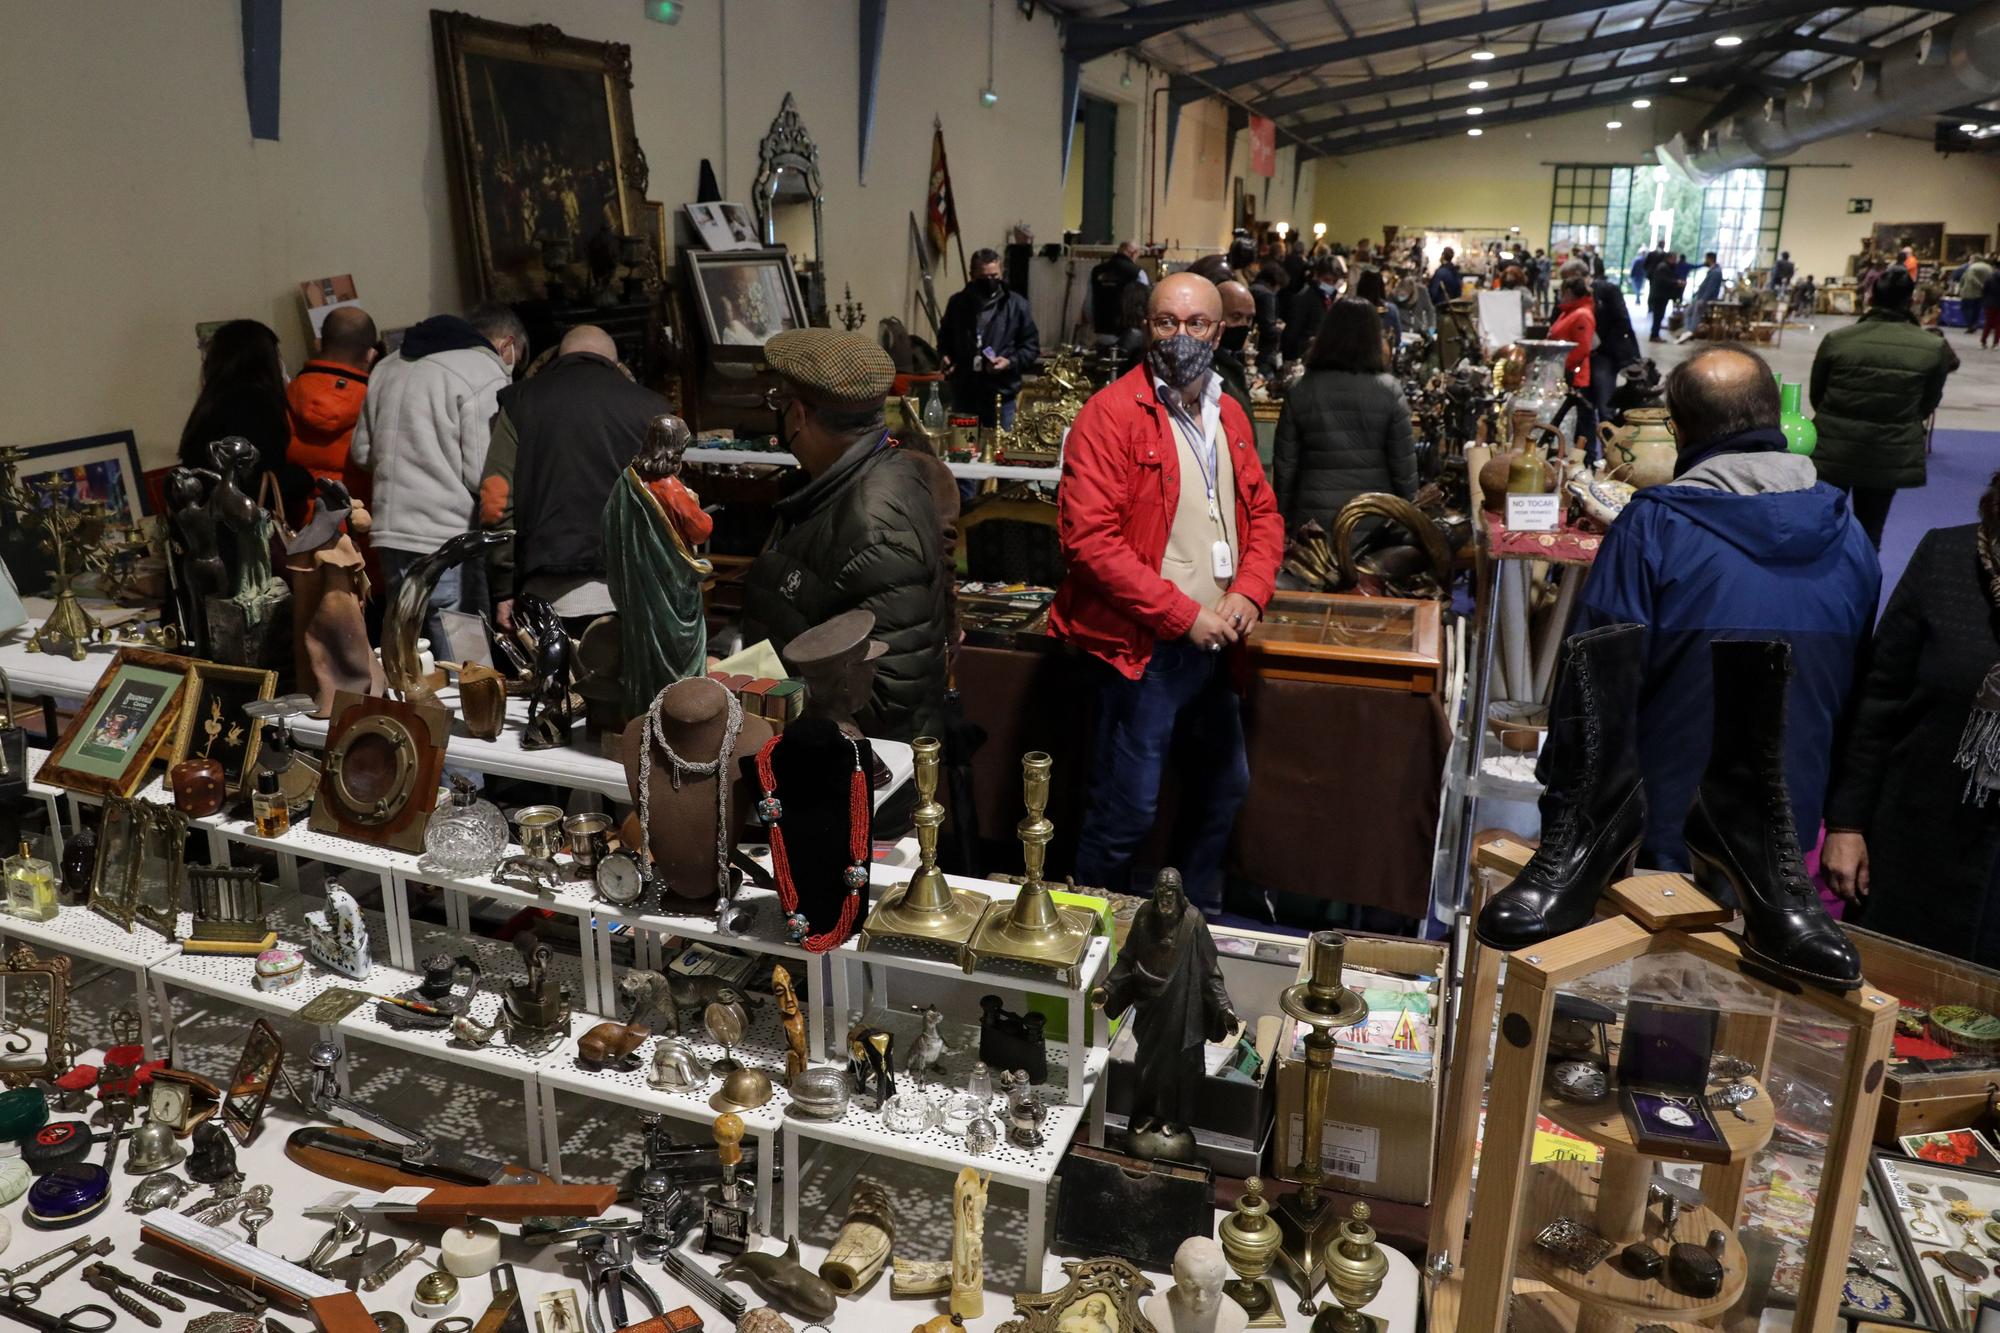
[0,945,71,1088]
[168,661,275,796]
[36,647,188,798]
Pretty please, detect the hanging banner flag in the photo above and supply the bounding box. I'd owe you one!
[927,119,962,262]
[1250,115,1277,177]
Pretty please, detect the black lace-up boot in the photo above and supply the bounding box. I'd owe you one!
[1476,623,1647,950]
[1683,639,1863,992]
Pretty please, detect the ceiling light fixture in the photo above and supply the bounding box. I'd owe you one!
[1470,46,1497,61]
[1606,120,1623,129]
[1669,75,1689,83]
[1713,34,1742,47]
[1121,56,1133,88]
[1632,98,1652,109]
[1960,122,1979,131]
[1469,79,1489,90]
[1467,106,1484,116]
[1468,127,1484,136]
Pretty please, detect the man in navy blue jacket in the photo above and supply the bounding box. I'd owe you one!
[1569,346,1879,873]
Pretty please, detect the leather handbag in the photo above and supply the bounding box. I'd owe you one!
[1051,1144,1214,1270]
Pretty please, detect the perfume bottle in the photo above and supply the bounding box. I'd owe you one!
[252,770,289,838]
[423,775,509,876]
[4,841,56,922]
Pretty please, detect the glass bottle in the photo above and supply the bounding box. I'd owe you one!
[422,775,509,876]
[252,771,289,838]
[922,385,947,433]
[4,841,56,922]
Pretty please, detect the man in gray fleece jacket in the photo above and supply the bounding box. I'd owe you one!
[351,302,526,648]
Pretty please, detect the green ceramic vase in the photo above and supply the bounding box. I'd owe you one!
[1778,377,1816,455]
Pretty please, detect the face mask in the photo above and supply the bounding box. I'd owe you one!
[1220,325,1250,354]
[1147,331,1216,388]
[1317,281,1337,296]
[974,276,1001,297]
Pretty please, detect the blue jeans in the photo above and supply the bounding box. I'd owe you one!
[379,545,484,659]
[1072,639,1250,910]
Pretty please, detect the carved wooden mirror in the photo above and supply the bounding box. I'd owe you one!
[752,92,827,327]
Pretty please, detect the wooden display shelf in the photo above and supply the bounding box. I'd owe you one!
[1503,1288,1713,1333]
[1538,1077,1775,1166]
[1514,1159,1746,1328]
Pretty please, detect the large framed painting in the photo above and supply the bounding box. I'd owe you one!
[1946,231,1990,263]
[1871,221,1945,262]
[686,248,808,349]
[431,11,649,303]
[37,647,189,798]
[9,432,146,524]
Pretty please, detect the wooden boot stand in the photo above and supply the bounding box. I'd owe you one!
[1427,839,1898,1333]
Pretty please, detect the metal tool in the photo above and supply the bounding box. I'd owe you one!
[576,1233,665,1333]
[7,1239,111,1305]
[79,1264,182,1313]
[479,1263,531,1333]
[147,1270,265,1315]
[296,1209,364,1274]
[239,1205,271,1249]
[80,1269,158,1328]
[302,1044,525,1184]
[0,1241,94,1288]
[659,1248,747,1323]
[0,1288,115,1332]
[360,1241,426,1292]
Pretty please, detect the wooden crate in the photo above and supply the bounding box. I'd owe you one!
[1852,926,2000,1143]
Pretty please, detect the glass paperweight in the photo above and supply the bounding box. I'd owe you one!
[881,1088,941,1134]
[423,776,509,876]
[940,1063,996,1137]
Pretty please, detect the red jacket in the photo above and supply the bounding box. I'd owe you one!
[1050,365,1285,679]
[286,359,372,503]
[1549,296,1595,388]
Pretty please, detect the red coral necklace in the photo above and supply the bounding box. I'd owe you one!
[755,732,869,953]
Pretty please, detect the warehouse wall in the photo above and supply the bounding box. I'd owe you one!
[1769,132,2000,281]
[0,0,1180,468]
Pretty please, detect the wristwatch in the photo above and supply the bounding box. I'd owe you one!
[596,850,654,907]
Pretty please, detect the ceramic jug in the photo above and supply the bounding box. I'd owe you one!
[1778,378,1817,455]
[1600,407,1677,489]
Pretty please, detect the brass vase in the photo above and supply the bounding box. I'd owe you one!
[1220,1176,1286,1327]
[1312,1201,1389,1333]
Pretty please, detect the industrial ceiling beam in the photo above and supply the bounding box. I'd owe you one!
[1062,0,1293,63]
[1315,79,1692,156]
[1789,32,1894,61]
[1284,47,1735,138]
[1196,0,1610,91]
[1238,0,1834,117]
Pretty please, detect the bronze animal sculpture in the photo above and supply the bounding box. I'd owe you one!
[718,1236,840,1323]
[381,529,511,703]
[514,593,577,749]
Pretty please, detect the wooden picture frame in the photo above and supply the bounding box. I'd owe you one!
[37,647,188,798]
[13,431,148,524]
[431,10,649,303]
[641,200,669,280]
[0,945,71,1088]
[168,661,276,796]
[685,247,808,349]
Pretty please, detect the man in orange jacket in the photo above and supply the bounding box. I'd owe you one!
[287,306,379,506]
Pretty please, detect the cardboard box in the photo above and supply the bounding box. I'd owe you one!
[1269,934,1447,1206]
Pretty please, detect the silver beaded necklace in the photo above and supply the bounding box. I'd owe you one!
[638,679,743,899]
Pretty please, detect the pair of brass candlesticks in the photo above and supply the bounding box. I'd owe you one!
[858,742,1093,986]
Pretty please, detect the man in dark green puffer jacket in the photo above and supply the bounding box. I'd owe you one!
[742,329,951,742]
[1808,267,1958,548]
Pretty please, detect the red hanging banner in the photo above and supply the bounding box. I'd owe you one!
[1249,115,1276,177]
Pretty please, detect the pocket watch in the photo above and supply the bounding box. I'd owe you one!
[1550,1060,1608,1103]
[595,850,654,907]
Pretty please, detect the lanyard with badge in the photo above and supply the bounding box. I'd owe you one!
[1172,411,1234,581]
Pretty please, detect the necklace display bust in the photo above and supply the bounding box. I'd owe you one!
[620,677,773,903]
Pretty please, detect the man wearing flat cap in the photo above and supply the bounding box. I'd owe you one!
[742,328,951,741]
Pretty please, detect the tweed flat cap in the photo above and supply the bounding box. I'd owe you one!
[766,327,895,405]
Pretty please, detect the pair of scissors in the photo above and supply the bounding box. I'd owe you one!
[0,1286,115,1332]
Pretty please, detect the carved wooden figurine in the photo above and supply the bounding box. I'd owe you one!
[774,963,807,1084]
[951,1166,988,1321]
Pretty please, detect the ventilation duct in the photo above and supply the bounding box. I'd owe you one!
[1657,0,2000,182]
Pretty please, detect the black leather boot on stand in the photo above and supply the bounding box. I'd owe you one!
[1683,639,1863,992]
[1476,623,1648,950]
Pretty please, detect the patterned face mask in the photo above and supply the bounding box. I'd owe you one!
[1147,331,1216,389]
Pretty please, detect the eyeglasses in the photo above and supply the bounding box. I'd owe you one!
[1147,314,1218,337]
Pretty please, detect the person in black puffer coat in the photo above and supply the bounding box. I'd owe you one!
[742,329,950,742]
[1272,298,1417,535]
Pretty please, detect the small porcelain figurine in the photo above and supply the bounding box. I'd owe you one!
[303,887,370,980]
[908,1003,949,1076]
[950,1167,988,1321]
[1144,1236,1248,1333]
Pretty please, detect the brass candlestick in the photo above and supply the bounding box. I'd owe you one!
[1220,1176,1286,1327]
[7,466,109,661]
[1275,931,1369,1315]
[860,737,990,951]
[1314,1202,1389,1332]
[959,752,1095,984]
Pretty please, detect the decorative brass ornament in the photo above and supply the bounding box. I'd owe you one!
[1317,1201,1390,1332]
[992,1256,1157,1333]
[860,736,989,952]
[1220,1176,1286,1327]
[90,794,183,933]
[0,945,72,1088]
[1273,932,1369,1316]
[309,691,449,854]
[959,752,1095,984]
[184,865,274,954]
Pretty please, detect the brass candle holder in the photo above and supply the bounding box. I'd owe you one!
[959,752,1094,985]
[1219,1176,1286,1327]
[1275,931,1369,1316]
[1314,1201,1389,1333]
[860,736,990,952]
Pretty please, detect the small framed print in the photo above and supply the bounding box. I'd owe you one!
[1900,1127,2000,1173]
[168,662,276,796]
[36,647,189,798]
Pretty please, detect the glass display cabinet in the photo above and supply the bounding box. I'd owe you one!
[1248,592,1443,694]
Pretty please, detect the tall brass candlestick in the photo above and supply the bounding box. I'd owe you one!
[859,736,989,951]
[1275,931,1368,1315]
[959,751,1094,984]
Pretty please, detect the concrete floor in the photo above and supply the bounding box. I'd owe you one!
[1639,307,2000,431]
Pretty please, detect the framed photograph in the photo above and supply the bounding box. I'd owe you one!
[686,248,807,348]
[10,431,148,525]
[168,662,276,796]
[684,201,763,253]
[1899,1126,2000,1172]
[432,12,647,303]
[88,794,144,930]
[640,200,669,280]
[36,647,189,798]
[298,273,360,344]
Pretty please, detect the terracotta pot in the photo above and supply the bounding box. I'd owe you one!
[1601,407,1677,489]
[170,758,227,817]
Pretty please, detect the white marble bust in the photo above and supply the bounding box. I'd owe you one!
[1143,1236,1247,1333]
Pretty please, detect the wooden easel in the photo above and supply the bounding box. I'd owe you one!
[1427,841,1898,1332]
